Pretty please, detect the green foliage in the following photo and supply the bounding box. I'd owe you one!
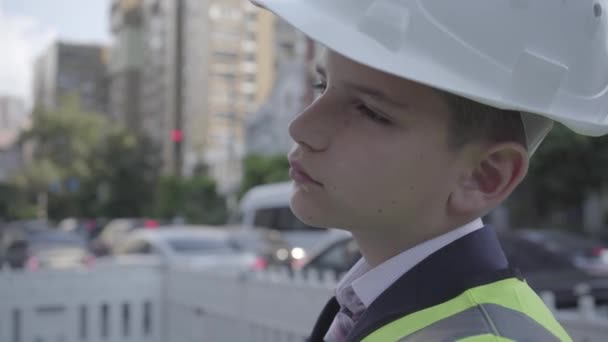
[0,182,37,220]
[14,96,163,220]
[155,175,227,225]
[509,123,608,228]
[239,154,290,198]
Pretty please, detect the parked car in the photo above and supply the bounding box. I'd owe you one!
[227,225,300,268]
[236,182,332,261]
[292,230,355,274]
[2,229,94,271]
[27,231,94,271]
[1,219,56,269]
[514,229,608,275]
[295,229,608,309]
[103,226,264,271]
[89,218,160,257]
[58,217,108,242]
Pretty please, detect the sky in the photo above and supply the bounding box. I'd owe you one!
[0,0,110,106]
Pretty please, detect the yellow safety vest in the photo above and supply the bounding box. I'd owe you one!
[361,278,571,342]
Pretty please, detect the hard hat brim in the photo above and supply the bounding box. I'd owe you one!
[254,0,608,137]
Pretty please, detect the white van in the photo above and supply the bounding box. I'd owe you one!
[237,181,331,261]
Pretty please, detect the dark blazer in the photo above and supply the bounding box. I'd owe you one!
[308,226,520,342]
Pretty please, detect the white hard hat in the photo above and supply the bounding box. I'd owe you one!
[253,0,608,145]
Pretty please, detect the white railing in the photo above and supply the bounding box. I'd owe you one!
[1,265,608,342]
[165,268,336,342]
[0,265,165,342]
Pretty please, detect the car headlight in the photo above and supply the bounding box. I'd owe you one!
[290,247,306,260]
[275,248,289,261]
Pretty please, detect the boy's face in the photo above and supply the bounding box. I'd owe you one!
[288,50,468,232]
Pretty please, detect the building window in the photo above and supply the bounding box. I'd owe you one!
[213,51,239,61]
[246,12,257,22]
[216,112,236,119]
[209,4,221,19]
[246,31,256,41]
[214,72,237,82]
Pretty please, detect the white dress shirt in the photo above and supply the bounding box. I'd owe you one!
[336,218,485,308]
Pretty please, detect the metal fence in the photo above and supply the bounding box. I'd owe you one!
[1,265,607,342]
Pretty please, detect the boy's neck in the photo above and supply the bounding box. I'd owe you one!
[351,229,433,268]
[350,220,470,267]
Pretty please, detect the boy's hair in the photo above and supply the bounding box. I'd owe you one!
[441,92,527,151]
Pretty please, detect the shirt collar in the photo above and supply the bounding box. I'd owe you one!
[336,218,485,308]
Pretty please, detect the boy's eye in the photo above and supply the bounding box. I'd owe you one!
[310,80,391,125]
[356,104,392,125]
[312,81,327,97]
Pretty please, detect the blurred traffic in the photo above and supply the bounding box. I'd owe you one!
[3,181,608,315]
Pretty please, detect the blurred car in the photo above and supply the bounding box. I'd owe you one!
[294,230,608,309]
[58,217,107,242]
[514,229,608,275]
[2,229,94,271]
[227,225,302,268]
[2,219,54,240]
[292,230,355,274]
[89,218,160,257]
[1,219,56,269]
[2,240,28,269]
[26,230,95,271]
[103,226,264,271]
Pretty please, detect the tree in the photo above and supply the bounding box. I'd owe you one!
[508,123,608,230]
[15,96,109,218]
[0,182,37,221]
[155,175,227,225]
[84,129,162,218]
[15,96,163,219]
[239,154,290,198]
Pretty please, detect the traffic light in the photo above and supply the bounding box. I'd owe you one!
[171,129,183,142]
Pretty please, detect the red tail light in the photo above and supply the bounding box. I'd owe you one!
[592,246,606,257]
[291,258,305,270]
[84,255,96,268]
[144,220,159,229]
[25,256,40,271]
[252,257,268,271]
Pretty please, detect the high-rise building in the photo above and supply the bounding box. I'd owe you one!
[0,96,28,149]
[108,0,280,194]
[109,0,170,154]
[245,61,308,156]
[0,96,30,181]
[244,18,316,157]
[109,0,210,177]
[201,0,278,194]
[33,42,109,115]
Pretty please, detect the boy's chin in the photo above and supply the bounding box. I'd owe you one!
[290,197,331,228]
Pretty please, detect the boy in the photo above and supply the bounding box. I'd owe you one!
[254,1,608,341]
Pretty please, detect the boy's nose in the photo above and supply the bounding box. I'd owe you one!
[288,100,337,152]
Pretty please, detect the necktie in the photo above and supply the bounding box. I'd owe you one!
[324,286,366,342]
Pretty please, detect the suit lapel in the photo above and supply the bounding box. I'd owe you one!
[308,296,340,342]
[345,226,511,342]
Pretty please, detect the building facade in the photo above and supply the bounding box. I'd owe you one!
[33,42,109,115]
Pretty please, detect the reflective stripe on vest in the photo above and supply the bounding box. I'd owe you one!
[455,334,514,342]
[361,278,572,342]
[398,303,559,341]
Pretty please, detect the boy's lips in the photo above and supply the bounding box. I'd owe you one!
[288,160,323,186]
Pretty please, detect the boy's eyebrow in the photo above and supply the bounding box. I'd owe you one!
[314,64,326,77]
[344,81,406,108]
[314,63,407,108]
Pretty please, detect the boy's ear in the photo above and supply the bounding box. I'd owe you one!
[448,143,528,217]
